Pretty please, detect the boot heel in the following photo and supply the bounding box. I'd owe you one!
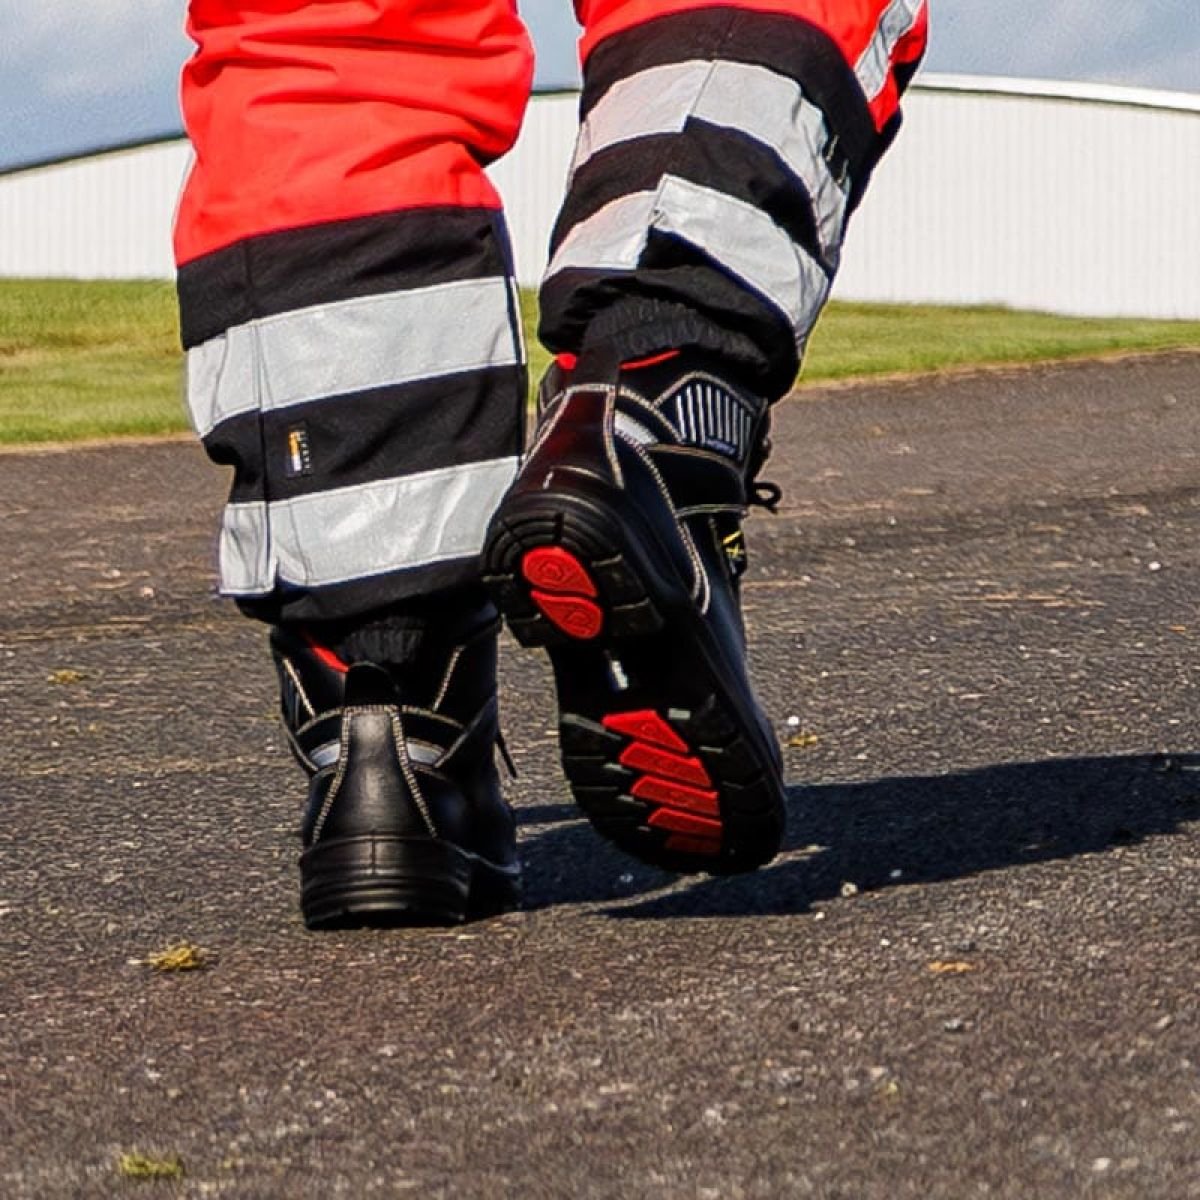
[482,496,667,649]
[300,836,473,929]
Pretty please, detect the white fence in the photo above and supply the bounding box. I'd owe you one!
[2,75,1199,319]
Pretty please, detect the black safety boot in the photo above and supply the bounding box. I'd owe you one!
[269,604,521,928]
[481,349,786,875]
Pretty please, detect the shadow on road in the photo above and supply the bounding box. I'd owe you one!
[515,752,1200,916]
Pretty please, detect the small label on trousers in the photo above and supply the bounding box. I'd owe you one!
[285,424,313,478]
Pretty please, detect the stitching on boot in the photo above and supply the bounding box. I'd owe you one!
[280,656,316,721]
[675,503,746,517]
[312,714,355,842]
[283,724,319,773]
[625,437,707,606]
[399,706,460,732]
[600,387,624,487]
[391,711,438,837]
[431,643,465,713]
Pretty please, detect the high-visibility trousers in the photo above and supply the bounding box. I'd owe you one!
[175,0,927,625]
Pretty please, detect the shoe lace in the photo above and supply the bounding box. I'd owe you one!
[747,426,783,513]
[749,479,782,512]
[495,728,518,779]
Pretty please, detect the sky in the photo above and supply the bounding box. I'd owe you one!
[0,0,1196,170]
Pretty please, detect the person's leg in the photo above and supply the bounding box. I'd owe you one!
[544,0,927,393]
[484,0,927,873]
[176,0,534,927]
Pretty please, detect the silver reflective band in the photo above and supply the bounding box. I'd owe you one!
[310,741,340,770]
[186,276,520,439]
[856,0,924,103]
[573,60,848,265]
[218,500,271,595]
[405,740,443,767]
[545,178,830,349]
[217,456,519,594]
[547,190,656,276]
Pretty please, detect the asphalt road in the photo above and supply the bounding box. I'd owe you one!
[1,353,1197,1198]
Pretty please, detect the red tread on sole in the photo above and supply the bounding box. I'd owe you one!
[530,591,604,639]
[664,832,722,856]
[632,775,720,816]
[602,710,689,753]
[619,743,712,788]
[648,808,723,837]
[522,547,598,597]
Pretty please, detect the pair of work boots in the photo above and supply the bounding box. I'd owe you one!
[271,351,787,927]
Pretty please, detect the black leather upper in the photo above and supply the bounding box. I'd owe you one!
[269,614,518,872]
[513,354,782,773]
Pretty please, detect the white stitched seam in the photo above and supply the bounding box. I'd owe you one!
[675,504,746,517]
[312,711,356,842]
[282,725,317,774]
[431,644,465,713]
[391,710,438,837]
[626,439,706,605]
[400,706,460,730]
[602,388,624,488]
[281,657,315,721]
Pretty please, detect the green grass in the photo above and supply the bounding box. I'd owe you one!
[803,302,1200,381]
[0,279,182,443]
[2,278,1198,445]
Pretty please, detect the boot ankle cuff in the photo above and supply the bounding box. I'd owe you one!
[575,299,790,398]
[299,586,497,670]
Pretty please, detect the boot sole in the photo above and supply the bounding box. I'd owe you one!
[483,491,785,875]
[300,835,520,929]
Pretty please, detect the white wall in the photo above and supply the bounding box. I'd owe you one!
[487,93,579,287]
[2,77,1198,320]
[0,139,191,280]
[834,76,1200,320]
